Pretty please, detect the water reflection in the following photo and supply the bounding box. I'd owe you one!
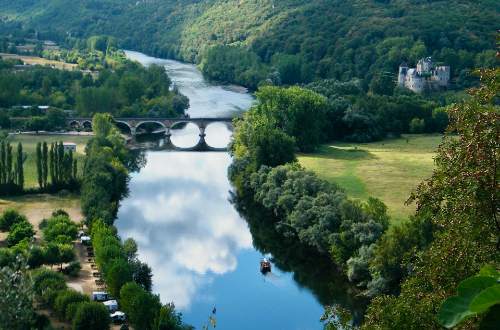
[116,152,252,309]
[120,51,354,329]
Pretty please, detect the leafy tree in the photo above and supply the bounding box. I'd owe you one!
[131,259,153,292]
[16,143,24,190]
[42,142,48,188]
[42,214,78,243]
[0,258,36,330]
[72,302,110,330]
[369,73,394,96]
[252,86,328,152]
[0,209,28,231]
[32,269,67,306]
[123,237,138,261]
[27,245,46,269]
[120,282,161,330]
[105,258,133,298]
[154,303,186,330]
[54,289,89,320]
[43,243,75,270]
[409,118,425,133]
[36,142,43,189]
[7,221,35,247]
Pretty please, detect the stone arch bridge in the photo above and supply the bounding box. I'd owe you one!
[67,117,234,151]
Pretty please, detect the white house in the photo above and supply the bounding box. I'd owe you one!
[63,142,77,152]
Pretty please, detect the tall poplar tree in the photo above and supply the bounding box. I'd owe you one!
[16,143,24,190]
[49,143,55,185]
[36,142,42,189]
[42,142,48,188]
[0,141,5,185]
[6,143,12,185]
[73,159,78,180]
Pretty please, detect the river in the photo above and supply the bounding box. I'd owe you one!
[118,50,351,329]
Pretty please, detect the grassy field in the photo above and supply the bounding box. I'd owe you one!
[0,53,78,70]
[5,134,91,188]
[298,134,442,222]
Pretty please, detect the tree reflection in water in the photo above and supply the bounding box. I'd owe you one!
[231,192,369,324]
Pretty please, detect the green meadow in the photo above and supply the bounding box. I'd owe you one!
[298,134,442,222]
[5,134,91,188]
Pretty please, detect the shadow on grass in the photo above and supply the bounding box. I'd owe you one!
[302,145,376,161]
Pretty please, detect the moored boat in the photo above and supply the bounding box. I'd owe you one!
[260,258,271,274]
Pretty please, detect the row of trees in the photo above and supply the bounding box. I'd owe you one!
[36,141,78,191]
[82,113,191,330]
[0,141,24,195]
[305,79,450,142]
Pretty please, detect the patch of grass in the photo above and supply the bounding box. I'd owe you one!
[298,134,442,222]
[5,134,91,188]
[0,193,83,242]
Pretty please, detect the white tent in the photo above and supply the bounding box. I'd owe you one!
[80,236,91,244]
[110,311,126,322]
[103,299,118,312]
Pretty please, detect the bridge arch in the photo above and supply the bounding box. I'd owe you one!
[68,120,80,129]
[82,120,92,129]
[114,121,132,134]
[135,121,166,132]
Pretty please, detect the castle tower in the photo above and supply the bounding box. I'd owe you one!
[397,62,408,87]
[416,57,433,74]
[432,66,451,87]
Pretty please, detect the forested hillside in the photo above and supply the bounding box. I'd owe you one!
[1,0,498,89]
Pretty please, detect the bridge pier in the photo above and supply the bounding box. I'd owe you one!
[130,126,137,136]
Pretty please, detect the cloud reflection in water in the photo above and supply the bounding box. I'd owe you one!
[116,152,252,310]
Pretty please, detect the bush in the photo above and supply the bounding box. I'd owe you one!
[72,302,110,330]
[409,117,425,133]
[42,214,78,243]
[52,209,69,218]
[0,248,15,267]
[27,246,45,268]
[0,209,28,231]
[54,289,89,320]
[32,269,67,306]
[7,221,35,247]
[63,261,82,277]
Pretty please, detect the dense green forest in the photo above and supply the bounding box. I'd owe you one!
[0,0,497,89]
[0,54,188,123]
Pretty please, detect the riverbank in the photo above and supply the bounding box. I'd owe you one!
[298,134,441,222]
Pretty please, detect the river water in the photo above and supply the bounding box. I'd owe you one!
[117,50,334,329]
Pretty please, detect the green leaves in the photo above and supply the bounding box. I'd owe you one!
[470,285,500,314]
[438,266,500,328]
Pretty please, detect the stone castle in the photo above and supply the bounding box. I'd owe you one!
[397,57,450,93]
